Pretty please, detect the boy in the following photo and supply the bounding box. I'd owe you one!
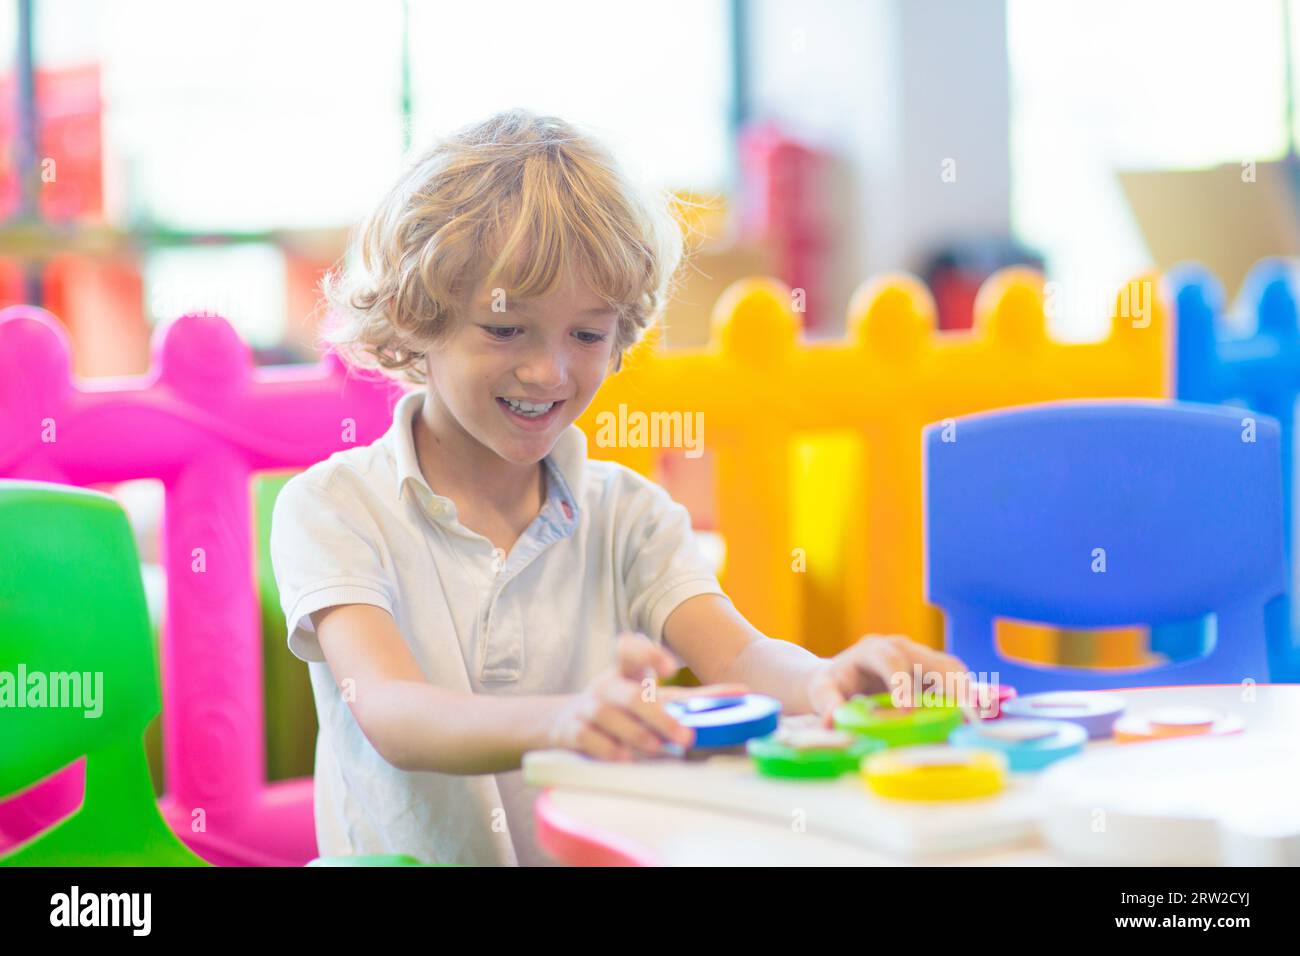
[271,109,970,866]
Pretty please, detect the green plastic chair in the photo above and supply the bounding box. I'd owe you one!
[0,481,208,866]
[0,480,440,868]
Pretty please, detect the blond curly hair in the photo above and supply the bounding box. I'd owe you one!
[320,109,685,383]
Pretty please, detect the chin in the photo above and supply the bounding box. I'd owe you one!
[491,432,557,463]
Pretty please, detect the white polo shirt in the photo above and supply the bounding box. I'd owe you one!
[269,389,727,866]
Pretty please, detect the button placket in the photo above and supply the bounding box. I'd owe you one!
[479,547,500,654]
[477,524,557,681]
[473,469,574,681]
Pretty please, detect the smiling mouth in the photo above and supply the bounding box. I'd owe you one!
[497,396,565,419]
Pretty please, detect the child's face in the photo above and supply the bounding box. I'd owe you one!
[425,268,618,465]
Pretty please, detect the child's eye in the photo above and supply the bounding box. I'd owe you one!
[482,326,521,340]
[574,330,609,345]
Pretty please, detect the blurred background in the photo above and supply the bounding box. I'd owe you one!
[4,0,1298,371]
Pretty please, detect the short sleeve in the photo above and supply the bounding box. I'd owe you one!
[620,476,728,645]
[269,473,396,663]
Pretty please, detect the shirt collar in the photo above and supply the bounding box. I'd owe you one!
[384,389,587,523]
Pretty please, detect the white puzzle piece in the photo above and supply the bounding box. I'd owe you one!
[1038,733,1300,865]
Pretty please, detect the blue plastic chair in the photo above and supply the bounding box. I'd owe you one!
[924,400,1292,692]
[1164,259,1300,663]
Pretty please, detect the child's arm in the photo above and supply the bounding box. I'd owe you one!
[617,478,970,727]
[313,603,745,773]
[661,594,821,712]
[663,594,972,726]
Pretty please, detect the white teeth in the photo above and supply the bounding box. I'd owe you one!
[502,398,555,417]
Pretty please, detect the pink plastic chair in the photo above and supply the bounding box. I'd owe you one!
[0,305,405,866]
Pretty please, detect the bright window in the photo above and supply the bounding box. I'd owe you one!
[7,0,733,348]
[1008,0,1290,338]
[407,0,732,193]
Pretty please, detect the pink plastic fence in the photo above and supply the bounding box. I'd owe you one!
[0,305,404,865]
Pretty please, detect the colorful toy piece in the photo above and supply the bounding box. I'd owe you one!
[665,694,781,748]
[1001,692,1126,739]
[748,719,886,778]
[861,746,1007,801]
[1112,706,1245,744]
[949,719,1087,771]
[970,682,1017,718]
[833,692,962,747]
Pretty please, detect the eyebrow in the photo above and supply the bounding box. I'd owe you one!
[480,301,616,317]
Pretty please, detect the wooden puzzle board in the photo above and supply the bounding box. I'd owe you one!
[525,748,1045,860]
[525,685,1300,863]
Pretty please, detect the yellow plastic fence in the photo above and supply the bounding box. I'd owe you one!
[576,268,1169,666]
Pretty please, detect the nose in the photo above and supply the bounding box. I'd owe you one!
[515,346,567,392]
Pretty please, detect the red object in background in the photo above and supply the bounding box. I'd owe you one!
[43,254,149,376]
[284,249,336,355]
[657,452,716,532]
[0,64,145,375]
[0,259,23,308]
[738,123,831,332]
[922,241,1044,331]
[930,270,985,332]
[0,64,103,221]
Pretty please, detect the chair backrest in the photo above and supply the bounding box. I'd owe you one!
[925,400,1289,690]
[0,481,157,795]
[0,480,206,865]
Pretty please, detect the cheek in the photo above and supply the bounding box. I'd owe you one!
[578,350,614,391]
[428,355,489,409]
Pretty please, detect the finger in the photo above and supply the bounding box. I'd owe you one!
[883,634,969,674]
[839,637,914,704]
[880,636,974,704]
[807,680,847,725]
[607,681,752,747]
[648,682,752,747]
[806,671,847,717]
[601,677,695,747]
[616,632,680,682]
[553,707,624,758]
[586,700,668,757]
[576,722,631,762]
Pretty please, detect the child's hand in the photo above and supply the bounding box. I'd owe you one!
[803,634,972,727]
[547,632,748,761]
